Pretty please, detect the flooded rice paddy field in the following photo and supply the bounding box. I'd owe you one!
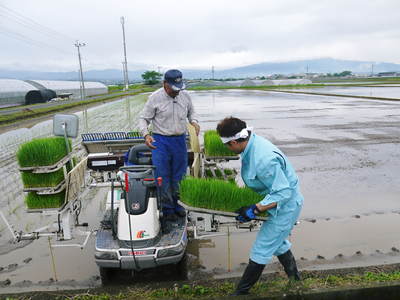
[0,88,400,293]
[289,85,400,99]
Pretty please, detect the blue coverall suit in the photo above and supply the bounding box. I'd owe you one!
[240,133,303,265]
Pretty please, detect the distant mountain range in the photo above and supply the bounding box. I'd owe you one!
[1,58,399,83]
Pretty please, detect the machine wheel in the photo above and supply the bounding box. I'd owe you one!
[175,252,188,280]
[99,267,114,285]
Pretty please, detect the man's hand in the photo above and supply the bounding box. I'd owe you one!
[235,204,259,222]
[191,122,200,136]
[145,135,156,149]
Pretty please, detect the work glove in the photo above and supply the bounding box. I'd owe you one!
[235,204,260,222]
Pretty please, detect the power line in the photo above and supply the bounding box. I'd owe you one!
[0,30,45,48]
[0,11,69,43]
[0,3,75,41]
[0,3,74,56]
[0,26,72,55]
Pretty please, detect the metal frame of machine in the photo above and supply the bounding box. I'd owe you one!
[0,116,267,285]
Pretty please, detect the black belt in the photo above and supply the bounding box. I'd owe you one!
[154,133,184,137]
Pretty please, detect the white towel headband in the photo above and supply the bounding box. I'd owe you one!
[220,127,253,144]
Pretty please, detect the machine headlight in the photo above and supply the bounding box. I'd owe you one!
[157,242,185,258]
[95,251,118,260]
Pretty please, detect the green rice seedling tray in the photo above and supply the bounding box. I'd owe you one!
[20,158,75,190]
[21,167,66,188]
[17,137,71,168]
[214,168,223,178]
[179,177,265,214]
[204,130,239,159]
[223,168,236,176]
[178,200,267,221]
[205,168,213,178]
[25,191,66,211]
[23,180,66,194]
[204,167,237,183]
[19,154,72,173]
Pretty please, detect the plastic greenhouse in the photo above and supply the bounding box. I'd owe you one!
[32,80,107,98]
[0,79,38,107]
[0,79,108,107]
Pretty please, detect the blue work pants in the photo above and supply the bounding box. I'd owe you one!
[152,134,187,215]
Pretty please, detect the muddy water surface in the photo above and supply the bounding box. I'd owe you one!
[1,89,399,293]
[290,85,400,98]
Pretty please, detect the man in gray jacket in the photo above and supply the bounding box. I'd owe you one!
[138,69,200,221]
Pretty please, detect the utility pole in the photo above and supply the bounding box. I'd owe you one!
[120,16,129,91]
[371,63,374,77]
[74,41,86,100]
[122,61,127,87]
[211,65,215,80]
[75,40,88,132]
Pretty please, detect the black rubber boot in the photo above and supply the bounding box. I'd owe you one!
[232,260,265,296]
[277,249,301,281]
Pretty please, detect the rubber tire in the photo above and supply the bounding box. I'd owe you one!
[175,252,188,280]
[99,267,113,285]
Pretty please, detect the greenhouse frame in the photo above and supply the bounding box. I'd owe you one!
[0,79,108,107]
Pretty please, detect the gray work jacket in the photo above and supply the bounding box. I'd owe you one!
[138,88,199,137]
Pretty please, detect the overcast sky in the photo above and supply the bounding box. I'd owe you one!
[0,0,399,72]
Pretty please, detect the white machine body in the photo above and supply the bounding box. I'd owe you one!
[117,195,160,241]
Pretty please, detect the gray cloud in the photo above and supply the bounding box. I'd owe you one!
[0,0,399,71]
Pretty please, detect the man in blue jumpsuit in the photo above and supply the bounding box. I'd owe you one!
[138,70,200,223]
[216,117,303,296]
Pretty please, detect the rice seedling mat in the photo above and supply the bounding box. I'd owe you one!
[203,130,239,160]
[178,200,267,221]
[23,180,66,194]
[26,157,87,212]
[19,154,72,173]
[26,200,67,213]
[205,166,236,181]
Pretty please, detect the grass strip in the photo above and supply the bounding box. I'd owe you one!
[188,83,326,91]
[17,136,71,167]
[108,84,149,92]
[204,130,236,157]
[179,177,263,212]
[25,191,65,209]
[10,270,399,299]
